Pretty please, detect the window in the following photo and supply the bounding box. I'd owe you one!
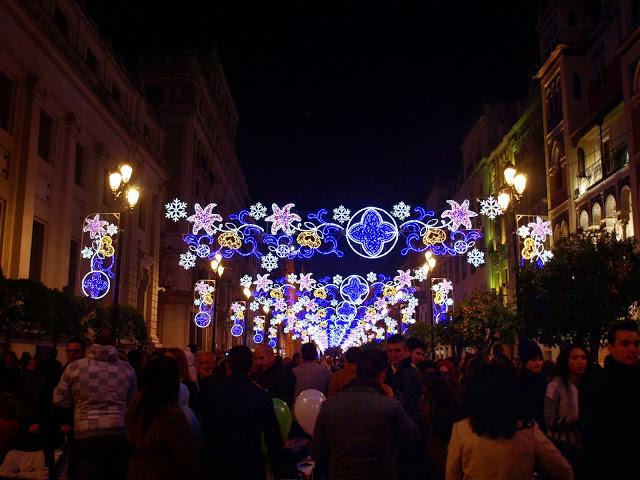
[53,7,68,37]
[37,111,54,162]
[605,195,617,218]
[68,239,78,290]
[579,210,589,230]
[577,147,585,176]
[29,220,45,281]
[0,73,13,132]
[572,73,581,99]
[86,49,98,73]
[555,168,564,191]
[592,203,602,225]
[112,84,121,105]
[74,143,84,185]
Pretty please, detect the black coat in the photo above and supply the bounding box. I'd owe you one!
[580,356,640,480]
[385,358,422,420]
[200,373,284,480]
[251,358,296,407]
[518,369,547,432]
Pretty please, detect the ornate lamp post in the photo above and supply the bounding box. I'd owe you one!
[107,164,140,342]
[209,254,224,350]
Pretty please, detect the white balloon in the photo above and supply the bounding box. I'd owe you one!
[294,389,326,435]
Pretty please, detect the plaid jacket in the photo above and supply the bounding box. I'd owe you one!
[53,344,136,438]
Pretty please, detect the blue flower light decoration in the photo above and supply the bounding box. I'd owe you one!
[346,207,398,258]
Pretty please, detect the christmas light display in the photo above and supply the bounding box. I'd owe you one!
[240,271,419,351]
[166,200,485,271]
[431,278,454,324]
[517,216,553,266]
[193,280,215,328]
[479,196,504,220]
[252,316,265,343]
[230,301,246,337]
[80,213,120,300]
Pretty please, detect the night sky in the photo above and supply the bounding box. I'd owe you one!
[88,0,540,274]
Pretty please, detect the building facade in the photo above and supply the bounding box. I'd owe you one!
[0,0,168,342]
[537,0,637,241]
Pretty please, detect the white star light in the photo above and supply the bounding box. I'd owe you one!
[240,275,253,288]
[332,275,344,285]
[81,247,93,259]
[366,272,378,283]
[249,202,268,220]
[287,273,298,284]
[179,252,196,270]
[298,273,316,291]
[261,253,278,271]
[479,196,504,220]
[392,202,411,220]
[333,205,351,224]
[250,301,260,312]
[165,198,188,222]
[529,217,552,240]
[467,248,485,267]
[413,267,427,282]
[265,203,302,235]
[518,225,531,238]
[394,269,413,288]
[441,199,478,231]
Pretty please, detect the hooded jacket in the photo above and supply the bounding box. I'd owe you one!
[53,344,136,438]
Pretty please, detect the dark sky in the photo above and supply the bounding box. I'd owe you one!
[88,0,540,273]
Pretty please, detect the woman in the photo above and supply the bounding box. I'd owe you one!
[166,348,199,411]
[16,357,49,434]
[545,345,588,467]
[518,339,547,431]
[446,364,573,480]
[126,356,199,480]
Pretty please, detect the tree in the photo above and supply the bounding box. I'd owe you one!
[48,287,97,344]
[1,278,54,348]
[517,232,640,356]
[90,304,148,344]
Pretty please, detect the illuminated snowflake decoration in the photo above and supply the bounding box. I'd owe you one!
[479,196,503,220]
[467,248,485,267]
[261,253,278,272]
[286,273,298,284]
[413,267,427,282]
[81,247,93,259]
[250,301,260,312]
[333,205,351,224]
[186,203,223,236]
[441,199,478,231]
[518,225,531,238]
[240,275,253,288]
[265,203,302,235]
[392,202,411,221]
[366,272,378,283]
[165,198,188,222]
[247,203,265,220]
[179,252,197,270]
[332,274,344,285]
[106,224,119,236]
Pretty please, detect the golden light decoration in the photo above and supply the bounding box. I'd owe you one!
[270,289,284,299]
[218,231,242,250]
[236,310,244,320]
[201,292,213,305]
[521,237,536,260]
[296,230,322,249]
[422,227,447,246]
[433,291,445,306]
[313,287,328,299]
[318,309,327,318]
[98,236,115,257]
[383,285,398,298]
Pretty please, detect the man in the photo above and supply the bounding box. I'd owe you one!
[200,346,285,480]
[328,347,361,397]
[251,344,296,407]
[580,320,640,480]
[406,337,426,367]
[293,343,332,398]
[311,349,419,479]
[64,338,86,367]
[53,328,136,480]
[385,334,421,420]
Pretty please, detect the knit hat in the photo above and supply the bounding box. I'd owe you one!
[519,339,543,365]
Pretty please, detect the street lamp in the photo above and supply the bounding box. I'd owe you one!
[501,166,527,301]
[210,254,224,350]
[420,252,437,358]
[107,163,139,343]
[242,287,251,345]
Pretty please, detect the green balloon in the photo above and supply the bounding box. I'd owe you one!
[272,398,292,440]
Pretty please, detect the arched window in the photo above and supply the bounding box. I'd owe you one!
[621,186,634,238]
[592,203,602,226]
[554,224,561,243]
[579,209,590,230]
[561,221,568,237]
[577,147,586,176]
[572,73,581,99]
[605,195,617,218]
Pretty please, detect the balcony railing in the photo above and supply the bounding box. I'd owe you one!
[575,142,628,198]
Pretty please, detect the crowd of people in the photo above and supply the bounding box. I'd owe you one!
[0,319,637,480]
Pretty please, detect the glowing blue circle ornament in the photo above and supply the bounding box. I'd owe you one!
[81,271,110,300]
[231,324,244,337]
[194,312,211,328]
[346,207,399,259]
[339,275,369,304]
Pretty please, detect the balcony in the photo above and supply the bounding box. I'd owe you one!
[575,142,628,198]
